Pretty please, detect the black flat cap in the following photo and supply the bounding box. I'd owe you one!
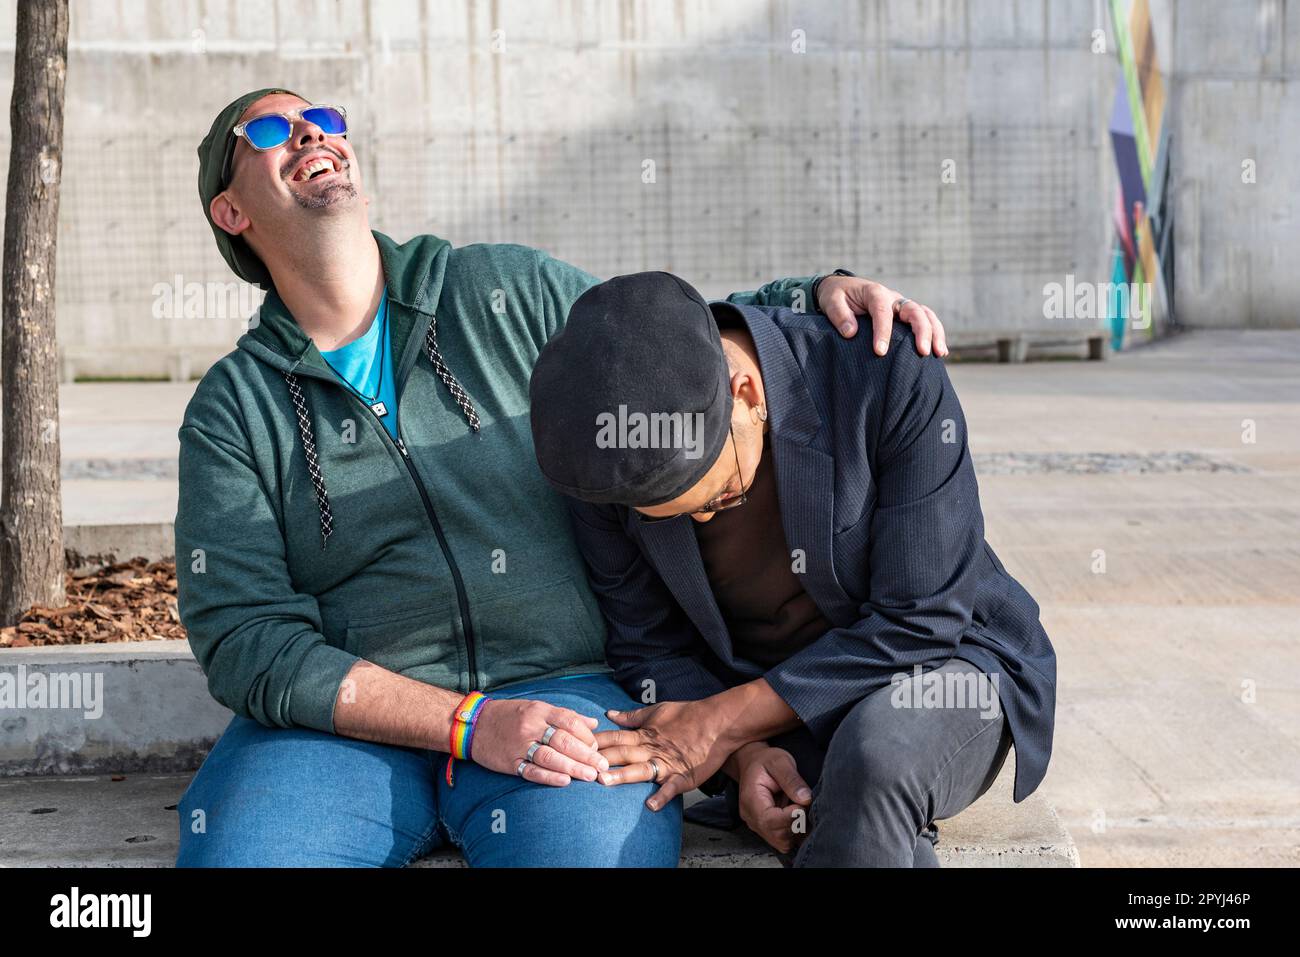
[529,272,732,506]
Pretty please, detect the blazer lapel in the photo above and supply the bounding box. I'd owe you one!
[770,434,860,627]
[716,302,860,627]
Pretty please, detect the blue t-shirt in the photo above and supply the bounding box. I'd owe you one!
[320,288,399,439]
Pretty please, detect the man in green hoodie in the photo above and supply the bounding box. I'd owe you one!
[175,88,948,867]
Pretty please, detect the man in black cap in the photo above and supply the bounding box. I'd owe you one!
[175,88,949,867]
[529,272,1058,866]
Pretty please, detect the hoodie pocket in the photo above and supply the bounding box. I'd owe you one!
[343,601,464,682]
[472,576,607,685]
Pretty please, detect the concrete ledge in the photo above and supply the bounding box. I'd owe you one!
[925,766,1080,867]
[59,346,226,383]
[62,523,176,574]
[945,331,1111,364]
[0,764,1077,868]
[0,641,232,777]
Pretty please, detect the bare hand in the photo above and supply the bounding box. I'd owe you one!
[816,274,948,358]
[736,745,813,855]
[594,700,734,811]
[471,698,609,787]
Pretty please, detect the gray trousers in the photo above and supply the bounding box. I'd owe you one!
[767,657,1012,867]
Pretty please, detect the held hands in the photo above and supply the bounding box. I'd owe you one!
[816,274,948,358]
[594,699,737,810]
[595,702,815,855]
[471,698,609,787]
[735,745,813,855]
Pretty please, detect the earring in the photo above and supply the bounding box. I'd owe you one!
[755,406,768,422]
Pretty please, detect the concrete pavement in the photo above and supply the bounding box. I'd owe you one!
[7,328,1300,866]
[0,758,1078,867]
[958,330,1300,866]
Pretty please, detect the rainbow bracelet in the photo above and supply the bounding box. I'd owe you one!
[445,691,488,786]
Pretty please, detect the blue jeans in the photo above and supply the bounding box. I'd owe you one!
[176,674,682,867]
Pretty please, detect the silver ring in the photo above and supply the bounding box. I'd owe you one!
[516,761,529,777]
[525,741,543,763]
[540,725,557,746]
[893,296,912,314]
[647,759,660,783]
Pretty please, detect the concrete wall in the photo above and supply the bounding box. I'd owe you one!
[1153,0,1299,329]
[0,1,1290,378]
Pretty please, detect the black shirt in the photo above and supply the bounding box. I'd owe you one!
[693,440,832,670]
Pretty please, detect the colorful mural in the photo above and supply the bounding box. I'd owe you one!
[1107,0,1175,349]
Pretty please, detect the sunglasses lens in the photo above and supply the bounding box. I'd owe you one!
[302,106,347,136]
[243,114,292,150]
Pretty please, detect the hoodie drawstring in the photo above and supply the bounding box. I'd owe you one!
[425,314,481,432]
[282,313,481,549]
[282,370,335,549]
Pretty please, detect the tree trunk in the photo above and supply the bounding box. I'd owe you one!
[1,0,70,624]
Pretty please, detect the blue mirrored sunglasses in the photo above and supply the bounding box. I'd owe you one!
[220,104,348,188]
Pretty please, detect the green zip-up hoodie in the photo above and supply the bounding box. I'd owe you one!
[176,230,818,734]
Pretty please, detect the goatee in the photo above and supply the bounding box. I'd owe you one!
[294,179,358,210]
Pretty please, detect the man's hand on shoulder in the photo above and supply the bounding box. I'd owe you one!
[815,273,948,358]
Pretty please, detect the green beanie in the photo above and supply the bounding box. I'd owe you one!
[196,88,303,290]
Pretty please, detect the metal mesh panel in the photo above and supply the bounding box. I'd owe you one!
[0,123,1088,334]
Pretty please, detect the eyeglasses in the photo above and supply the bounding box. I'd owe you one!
[633,425,750,523]
[694,426,749,514]
[220,104,348,188]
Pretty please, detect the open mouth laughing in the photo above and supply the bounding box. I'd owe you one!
[287,151,345,184]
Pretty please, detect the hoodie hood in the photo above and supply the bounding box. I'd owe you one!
[238,229,452,379]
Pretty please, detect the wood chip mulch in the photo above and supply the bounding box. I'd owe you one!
[0,558,184,647]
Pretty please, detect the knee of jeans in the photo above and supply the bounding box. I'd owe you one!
[176,830,226,867]
[176,812,245,867]
[576,793,683,867]
[175,785,247,867]
[174,769,304,868]
[510,788,683,868]
[824,714,922,797]
[857,739,921,795]
[174,780,205,864]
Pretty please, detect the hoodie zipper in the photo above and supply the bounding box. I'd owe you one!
[345,395,479,691]
[391,432,478,689]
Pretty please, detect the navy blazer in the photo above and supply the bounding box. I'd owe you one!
[565,303,1056,802]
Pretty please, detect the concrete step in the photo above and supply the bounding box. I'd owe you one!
[0,641,232,777]
[1,639,1077,866]
[0,763,1078,868]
